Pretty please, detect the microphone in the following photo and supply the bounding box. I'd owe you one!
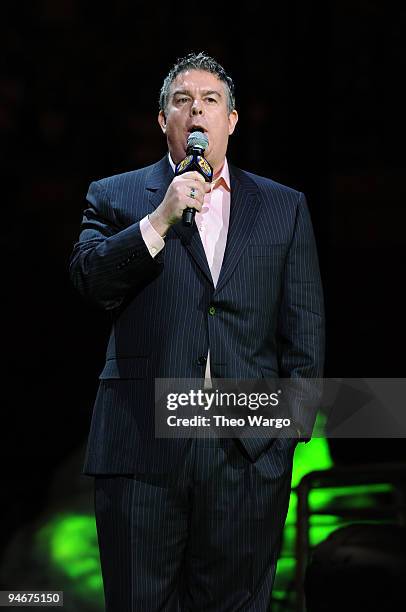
[175,131,213,227]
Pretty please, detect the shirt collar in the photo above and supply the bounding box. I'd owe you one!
[168,153,230,192]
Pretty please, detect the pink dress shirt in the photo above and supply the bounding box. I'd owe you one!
[140,154,231,382]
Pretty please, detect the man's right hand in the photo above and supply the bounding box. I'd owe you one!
[149,171,212,237]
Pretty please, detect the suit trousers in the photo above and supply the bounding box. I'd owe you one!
[94,436,296,612]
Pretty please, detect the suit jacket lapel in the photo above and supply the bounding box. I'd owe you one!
[172,222,214,285]
[214,164,261,295]
[146,156,174,210]
[146,156,214,286]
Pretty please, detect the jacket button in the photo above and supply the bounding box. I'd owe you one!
[208,306,216,316]
[197,355,207,365]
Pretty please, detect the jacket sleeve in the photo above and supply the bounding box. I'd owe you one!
[276,192,325,439]
[69,180,163,310]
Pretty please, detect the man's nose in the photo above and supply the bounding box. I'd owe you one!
[191,100,203,115]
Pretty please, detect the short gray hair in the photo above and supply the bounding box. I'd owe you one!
[159,51,236,115]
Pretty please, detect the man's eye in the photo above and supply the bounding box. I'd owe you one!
[206,97,217,103]
[177,97,189,104]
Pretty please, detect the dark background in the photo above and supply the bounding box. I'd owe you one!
[1,0,405,554]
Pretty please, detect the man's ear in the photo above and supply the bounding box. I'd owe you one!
[228,109,238,135]
[158,110,167,134]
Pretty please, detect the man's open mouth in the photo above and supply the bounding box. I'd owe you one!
[187,126,206,134]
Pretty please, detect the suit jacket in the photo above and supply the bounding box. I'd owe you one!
[69,156,325,474]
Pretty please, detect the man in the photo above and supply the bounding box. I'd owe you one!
[69,52,325,611]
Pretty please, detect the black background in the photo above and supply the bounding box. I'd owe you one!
[1,0,405,552]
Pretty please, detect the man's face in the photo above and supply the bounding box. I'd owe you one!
[158,69,238,174]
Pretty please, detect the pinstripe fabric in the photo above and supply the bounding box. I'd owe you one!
[94,436,295,612]
[69,155,325,473]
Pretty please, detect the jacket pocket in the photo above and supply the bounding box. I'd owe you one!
[99,357,149,380]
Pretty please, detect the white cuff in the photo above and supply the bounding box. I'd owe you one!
[140,215,165,258]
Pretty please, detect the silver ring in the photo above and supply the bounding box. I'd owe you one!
[189,187,196,199]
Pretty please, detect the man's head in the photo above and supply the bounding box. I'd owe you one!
[158,52,238,174]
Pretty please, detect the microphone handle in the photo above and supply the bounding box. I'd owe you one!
[182,147,201,227]
[183,206,196,227]
[175,146,212,227]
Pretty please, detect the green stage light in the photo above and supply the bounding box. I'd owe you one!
[36,514,103,604]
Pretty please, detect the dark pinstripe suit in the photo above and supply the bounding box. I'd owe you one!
[69,155,325,610]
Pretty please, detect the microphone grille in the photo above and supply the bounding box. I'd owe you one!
[187,131,209,150]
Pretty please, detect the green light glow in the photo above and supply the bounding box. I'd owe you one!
[309,524,344,547]
[36,514,103,604]
[309,484,393,511]
[291,434,333,489]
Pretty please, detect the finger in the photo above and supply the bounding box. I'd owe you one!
[186,183,206,202]
[180,171,206,184]
[186,200,203,212]
[188,178,212,194]
[194,173,206,185]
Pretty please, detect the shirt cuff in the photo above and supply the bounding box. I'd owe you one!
[140,215,165,258]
